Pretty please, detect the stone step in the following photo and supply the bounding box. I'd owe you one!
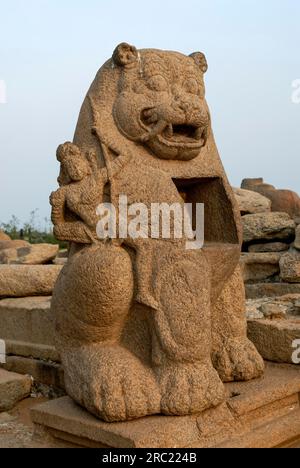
[219,409,300,448]
[0,369,31,412]
[0,296,59,361]
[2,356,64,390]
[31,363,300,448]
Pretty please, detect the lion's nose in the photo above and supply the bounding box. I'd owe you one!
[172,97,203,120]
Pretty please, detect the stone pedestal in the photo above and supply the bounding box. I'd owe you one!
[31,363,300,448]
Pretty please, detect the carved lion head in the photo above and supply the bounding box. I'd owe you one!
[112,43,210,161]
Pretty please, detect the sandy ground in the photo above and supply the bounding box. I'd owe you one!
[0,397,73,448]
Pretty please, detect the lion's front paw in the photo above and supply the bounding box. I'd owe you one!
[63,345,161,422]
[156,360,225,416]
[212,337,265,383]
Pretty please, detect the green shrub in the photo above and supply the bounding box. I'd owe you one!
[0,210,68,249]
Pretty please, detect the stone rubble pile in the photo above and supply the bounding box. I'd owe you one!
[235,182,300,286]
[235,179,300,364]
[0,231,64,396]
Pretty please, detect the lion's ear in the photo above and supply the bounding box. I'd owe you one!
[189,52,208,73]
[113,43,138,67]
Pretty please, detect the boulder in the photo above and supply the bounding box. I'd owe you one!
[0,243,59,265]
[242,212,295,244]
[241,178,300,220]
[0,265,62,298]
[240,252,282,282]
[280,249,300,283]
[0,231,10,241]
[0,369,31,411]
[233,188,271,215]
[248,242,289,253]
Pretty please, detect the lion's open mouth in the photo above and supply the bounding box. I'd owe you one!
[162,124,205,143]
[140,109,207,146]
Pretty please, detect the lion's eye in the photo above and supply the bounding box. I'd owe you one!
[147,75,168,92]
[184,78,199,95]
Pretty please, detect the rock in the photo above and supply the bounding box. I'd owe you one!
[245,302,264,320]
[280,249,300,283]
[240,252,282,282]
[294,225,300,250]
[0,297,58,361]
[0,231,10,241]
[0,369,31,411]
[246,298,289,320]
[260,303,287,319]
[233,188,271,215]
[242,212,295,243]
[245,282,300,299]
[241,178,300,220]
[0,240,30,251]
[0,243,59,265]
[0,265,62,298]
[248,242,289,253]
[247,318,300,364]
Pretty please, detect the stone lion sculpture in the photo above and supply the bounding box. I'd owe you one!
[50,43,264,422]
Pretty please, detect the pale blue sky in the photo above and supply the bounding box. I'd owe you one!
[0,0,300,224]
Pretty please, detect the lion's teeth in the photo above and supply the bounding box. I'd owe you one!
[165,124,173,138]
[194,127,203,140]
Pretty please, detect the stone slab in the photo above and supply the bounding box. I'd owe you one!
[248,318,300,363]
[0,296,58,361]
[1,356,64,389]
[240,252,282,282]
[0,265,62,298]
[0,369,31,412]
[245,282,300,299]
[31,363,300,448]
